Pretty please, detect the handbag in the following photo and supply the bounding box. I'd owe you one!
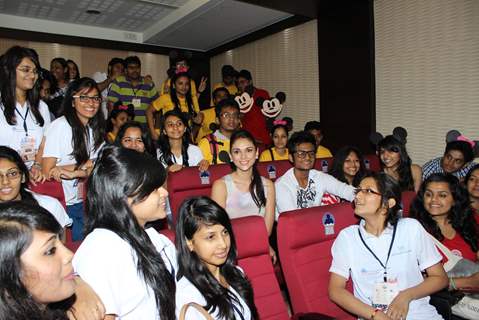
[429,234,479,320]
[179,302,214,320]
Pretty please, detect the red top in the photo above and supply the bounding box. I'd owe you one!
[441,232,478,262]
[241,88,272,146]
[473,207,479,225]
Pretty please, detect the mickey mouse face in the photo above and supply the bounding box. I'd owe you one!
[261,97,283,118]
[235,92,254,114]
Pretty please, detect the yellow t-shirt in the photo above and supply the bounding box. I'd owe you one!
[161,78,197,96]
[106,132,116,144]
[152,93,200,115]
[259,148,289,162]
[196,107,216,143]
[316,145,333,158]
[212,82,238,96]
[198,131,230,164]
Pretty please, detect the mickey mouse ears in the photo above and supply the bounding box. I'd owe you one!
[445,130,479,155]
[369,127,408,146]
[255,91,286,106]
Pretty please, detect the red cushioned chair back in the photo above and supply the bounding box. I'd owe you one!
[167,163,231,225]
[232,216,290,320]
[29,180,66,208]
[257,160,293,182]
[313,157,334,174]
[363,154,381,172]
[401,191,417,217]
[278,203,358,319]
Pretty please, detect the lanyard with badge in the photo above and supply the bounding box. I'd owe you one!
[131,84,142,110]
[358,224,399,311]
[15,106,36,162]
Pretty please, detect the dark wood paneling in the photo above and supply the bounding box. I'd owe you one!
[318,0,375,154]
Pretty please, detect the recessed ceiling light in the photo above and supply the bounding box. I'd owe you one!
[86,9,101,15]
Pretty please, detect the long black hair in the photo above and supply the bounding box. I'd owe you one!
[410,173,478,252]
[377,135,414,191]
[86,145,175,320]
[355,172,402,228]
[114,121,156,157]
[62,77,105,168]
[66,60,80,81]
[230,130,266,209]
[0,46,44,127]
[0,202,70,320]
[176,196,258,319]
[0,146,37,205]
[170,72,196,120]
[157,109,191,167]
[330,146,367,187]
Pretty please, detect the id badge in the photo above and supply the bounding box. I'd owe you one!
[20,136,36,162]
[372,279,399,311]
[132,98,141,109]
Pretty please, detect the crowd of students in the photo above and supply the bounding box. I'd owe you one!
[0,44,478,319]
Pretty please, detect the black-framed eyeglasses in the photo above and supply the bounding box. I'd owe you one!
[295,150,315,159]
[354,188,382,196]
[73,95,102,103]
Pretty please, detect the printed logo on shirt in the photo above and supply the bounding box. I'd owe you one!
[296,179,317,209]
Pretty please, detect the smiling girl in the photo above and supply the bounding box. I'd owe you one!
[42,78,105,241]
[259,120,289,162]
[329,173,447,320]
[0,46,51,182]
[175,196,258,319]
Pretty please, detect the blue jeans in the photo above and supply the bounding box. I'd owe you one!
[66,202,84,241]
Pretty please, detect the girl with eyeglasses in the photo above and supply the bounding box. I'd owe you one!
[42,77,105,241]
[157,109,208,172]
[175,196,258,319]
[329,172,447,320]
[211,129,277,263]
[73,145,176,320]
[0,46,51,183]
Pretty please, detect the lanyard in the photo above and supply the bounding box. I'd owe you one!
[15,107,30,136]
[358,223,397,282]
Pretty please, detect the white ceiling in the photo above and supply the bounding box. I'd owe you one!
[0,0,292,51]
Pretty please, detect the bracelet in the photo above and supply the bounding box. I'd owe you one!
[371,308,381,320]
[449,278,457,291]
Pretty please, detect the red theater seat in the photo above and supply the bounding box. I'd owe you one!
[167,164,231,225]
[363,154,381,172]
[313,157,334,174]
[232,216,290,320]
[277,203,357,319]
[257,160,292,181]
[29,180,66,208]
[401,190,417,217]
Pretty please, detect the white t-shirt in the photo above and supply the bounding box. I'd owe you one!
[31,191,72,228]
[275,168,355,215]
[329,218,443,320]
[157,144,203,167]
[43,116,102,206]
[0,100,51,167]
[73,228,177,320]
[176,274,251,320]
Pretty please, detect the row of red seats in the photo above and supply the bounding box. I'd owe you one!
[168,154,381,225]
[29,179,417,320]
